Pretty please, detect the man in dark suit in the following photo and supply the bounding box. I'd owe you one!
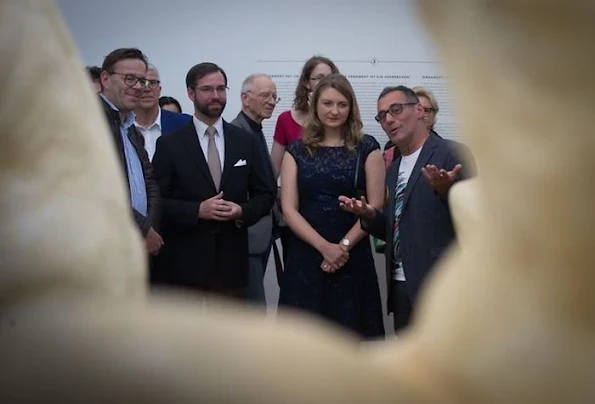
[152,63,275,299]
[134,64,192,161]
[230,73,279,304]
[98,48,163,257]
[339,85,473,333]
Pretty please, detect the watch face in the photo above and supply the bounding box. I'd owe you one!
[342,239,350,246]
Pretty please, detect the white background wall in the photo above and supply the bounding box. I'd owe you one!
[56,0,458,147]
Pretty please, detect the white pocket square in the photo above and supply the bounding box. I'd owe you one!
[233,159,247,167]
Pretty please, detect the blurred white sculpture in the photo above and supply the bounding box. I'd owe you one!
[1,0,594,403]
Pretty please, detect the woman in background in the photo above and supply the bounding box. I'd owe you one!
[412,86,440,135]
[270,56,339,178]
[159,96,182,114]
[279,74,385,339]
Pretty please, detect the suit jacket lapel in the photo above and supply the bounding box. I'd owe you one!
[232,113,276,190]
[385,163,400,237]
[234,112,251,132]
[160,110,169,133]
[220,122,237,189]
[402,133,439,211]
[181,122,217,191]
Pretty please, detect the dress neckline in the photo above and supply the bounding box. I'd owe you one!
[318,144,345,148]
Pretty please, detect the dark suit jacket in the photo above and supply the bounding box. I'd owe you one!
[151,120,275,289]
[363,133,473,309]
[230,112,277,255]
[160,109,192,135]
[100,97,160,236]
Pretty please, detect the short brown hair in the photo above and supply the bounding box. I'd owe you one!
[302,74,363,155]
[293,56,339,113]
[185,62,228,89]
[101,48,148,73]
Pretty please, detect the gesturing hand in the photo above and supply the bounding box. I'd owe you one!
[421,164,462,197]
[338,195,376,219]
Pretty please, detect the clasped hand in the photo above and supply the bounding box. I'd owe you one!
[199,192,242,221]
[320,242,349,273]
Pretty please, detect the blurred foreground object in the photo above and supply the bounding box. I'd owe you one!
[1,0,594,403]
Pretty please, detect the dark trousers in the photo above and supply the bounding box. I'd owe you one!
[149,277,246,306]
[280,226,293,264]
[246,239,273,304]
[390,280,412,333]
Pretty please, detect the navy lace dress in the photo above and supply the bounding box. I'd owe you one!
[279,135,385,339]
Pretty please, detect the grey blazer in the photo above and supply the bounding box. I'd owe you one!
[230,112,275,255]
[362,133,474,309]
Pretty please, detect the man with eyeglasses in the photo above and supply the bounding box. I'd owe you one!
[134,64,192,161]
[98,48,163,259]
[152,63,275,301]
[340,85,473,333]
[230,73,279,305]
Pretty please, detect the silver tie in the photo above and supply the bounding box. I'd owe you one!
[206,126,221,190]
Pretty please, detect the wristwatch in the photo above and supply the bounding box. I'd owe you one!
[341,238,351,249]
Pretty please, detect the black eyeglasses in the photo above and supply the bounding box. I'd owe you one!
[246,90,280,103]
[144,79,161,89]
[375,102,417,123]
[196,86,228,95]
[108,71,151,88]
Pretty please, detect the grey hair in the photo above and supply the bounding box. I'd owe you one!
[147,64,160,79]
[241,73,271,93]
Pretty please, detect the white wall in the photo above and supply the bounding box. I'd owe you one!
[56,0,459,147]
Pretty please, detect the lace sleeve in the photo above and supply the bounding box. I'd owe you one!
[285,139,303,161]
[360,134,381,160]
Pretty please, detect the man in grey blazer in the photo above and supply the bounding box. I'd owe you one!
[231,73,279,304]
[339,85,473,333]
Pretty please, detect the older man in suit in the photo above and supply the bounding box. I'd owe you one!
[340,85,473,333]
[152,63,275,299]
[230,74,278,304]
[134,64,192,161]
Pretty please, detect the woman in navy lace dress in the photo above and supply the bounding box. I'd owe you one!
[279,74,385,339]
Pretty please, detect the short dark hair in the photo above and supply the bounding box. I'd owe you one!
[86,66,101,81]
[159,96,182,113]
[101,48,148,73]
[378,85,419,104]
[185,62,228,89]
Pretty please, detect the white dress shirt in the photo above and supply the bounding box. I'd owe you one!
[193,116,225,170]
[134,108,161,161]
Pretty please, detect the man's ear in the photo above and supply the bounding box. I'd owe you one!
[240,92,250,108]
[415,103,425,119]
[100,70,110,92]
